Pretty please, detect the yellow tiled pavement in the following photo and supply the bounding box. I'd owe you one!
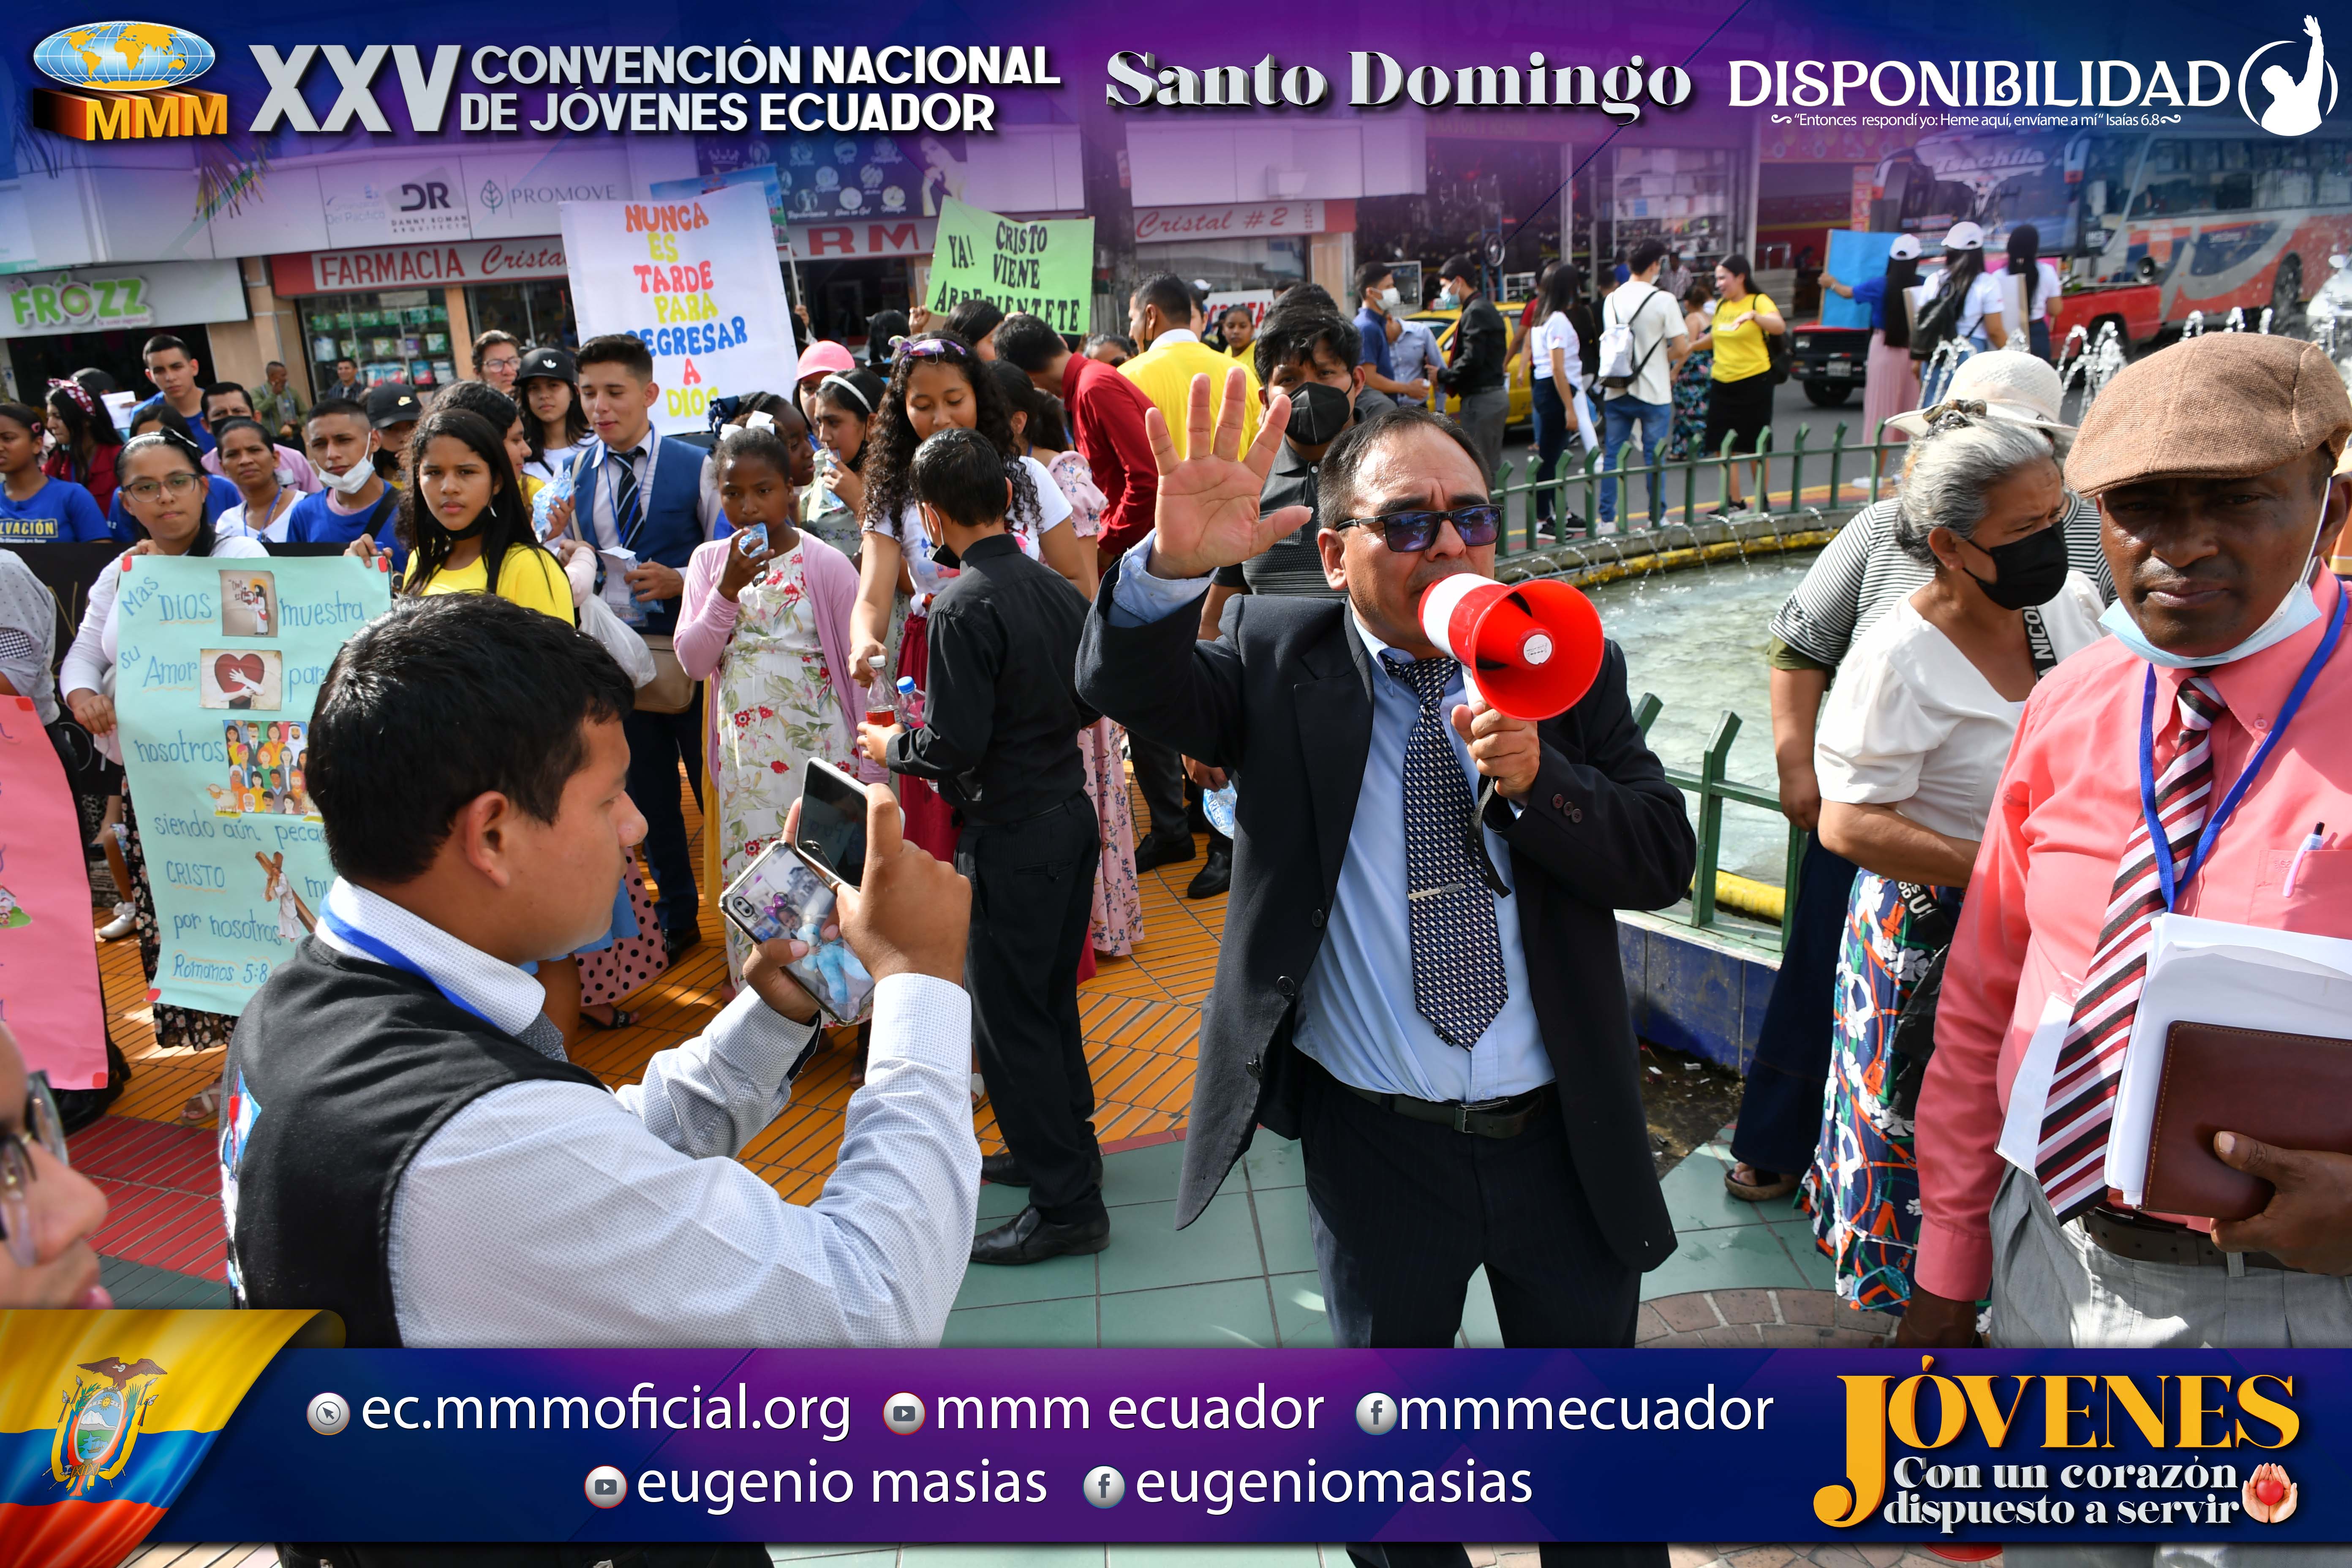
[98,773,1220,1206]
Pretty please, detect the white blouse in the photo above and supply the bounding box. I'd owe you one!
[863,452,1072,598]
[60,538,271,763]
[1815,571,2104,842]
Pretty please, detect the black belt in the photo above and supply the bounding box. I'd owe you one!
[1343,1081,1553,1138]
[2081,1206,2298,1274]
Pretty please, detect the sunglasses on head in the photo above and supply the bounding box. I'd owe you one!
[893,337,972,366]
[1332,504,1503,554]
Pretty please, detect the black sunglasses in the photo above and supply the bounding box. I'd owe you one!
[1332,504,1503,555]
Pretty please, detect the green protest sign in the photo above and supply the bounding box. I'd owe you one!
[926,198,1095,335]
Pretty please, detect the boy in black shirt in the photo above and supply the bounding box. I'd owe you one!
[858,427,1107,1265]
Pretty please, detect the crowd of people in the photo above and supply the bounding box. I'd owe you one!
[4,253,2351,1568]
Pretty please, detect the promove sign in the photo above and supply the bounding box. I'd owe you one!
[270,238,570,297]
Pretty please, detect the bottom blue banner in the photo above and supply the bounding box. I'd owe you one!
[142,1348,2349,1546]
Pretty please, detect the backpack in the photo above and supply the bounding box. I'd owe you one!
[1597,286,1671,392]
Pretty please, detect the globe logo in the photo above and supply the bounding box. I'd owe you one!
[33,22,215,93]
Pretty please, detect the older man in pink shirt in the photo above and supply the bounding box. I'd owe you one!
[1907,333,2352,1369]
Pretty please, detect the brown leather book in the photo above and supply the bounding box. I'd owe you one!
[2144,1021,2352,1221]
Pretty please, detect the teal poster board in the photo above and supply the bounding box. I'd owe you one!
[113,554,390,1014]
[1823,231,1900,331]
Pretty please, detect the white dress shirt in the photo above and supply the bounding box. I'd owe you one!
[313,879,980,1348]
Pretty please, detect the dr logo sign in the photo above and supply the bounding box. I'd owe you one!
[1813,1356,2300,1532]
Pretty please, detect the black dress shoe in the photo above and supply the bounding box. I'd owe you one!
[980,1150,1032,1186]
[1132,834,1196,872]
[1185,842,1232,899]
[664,926,703,959]
[970,1206,1111,1266]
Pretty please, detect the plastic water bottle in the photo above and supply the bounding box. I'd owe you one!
[1202,782,1238,838]
[894,675,925,727]
[863,654,896,727]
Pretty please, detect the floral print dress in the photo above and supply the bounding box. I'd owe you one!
[713,542,864,985]
[1044,449,1146,957]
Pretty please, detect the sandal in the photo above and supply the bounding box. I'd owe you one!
[1724,1161,1798,1202]
[579,1007,636,1031]
[178,1086,222,1126]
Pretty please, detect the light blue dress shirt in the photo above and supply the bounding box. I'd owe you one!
[1111,536,1553,1102]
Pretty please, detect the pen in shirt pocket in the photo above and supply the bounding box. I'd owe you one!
[2283,822,2326,898]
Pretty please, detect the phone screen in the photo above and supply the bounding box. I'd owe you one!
[795,759,868,889]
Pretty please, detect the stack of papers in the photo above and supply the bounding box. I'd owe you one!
[2108,914,2352,1206]
[1997,913,2352,1206]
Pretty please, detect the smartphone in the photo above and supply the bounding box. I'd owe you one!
[794,758,870,889]
[718,838,875,1023]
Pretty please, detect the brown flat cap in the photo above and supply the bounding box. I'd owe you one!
[2068,333,2352,495]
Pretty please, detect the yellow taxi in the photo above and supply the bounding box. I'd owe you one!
[1406,302,1535,429]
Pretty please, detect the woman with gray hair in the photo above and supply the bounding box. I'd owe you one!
[1797,400,2105,1318]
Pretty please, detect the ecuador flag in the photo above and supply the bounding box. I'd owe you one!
[0,1310,331,1568]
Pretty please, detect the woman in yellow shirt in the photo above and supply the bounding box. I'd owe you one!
[1702,253,1786,516]
[353,406,573,623]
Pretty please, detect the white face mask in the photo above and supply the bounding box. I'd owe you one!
[319,437,379,495]
[1378,287,1401,311]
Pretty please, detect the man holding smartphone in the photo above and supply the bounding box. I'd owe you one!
[859,427,1108,1267]
[221,594,981,1349]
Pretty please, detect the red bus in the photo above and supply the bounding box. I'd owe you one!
[1870,121,2352,352]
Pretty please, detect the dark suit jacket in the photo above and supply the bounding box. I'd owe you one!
[1076,563,1693,1271]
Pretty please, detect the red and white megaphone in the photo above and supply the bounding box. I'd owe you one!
[1418,574,1605,721]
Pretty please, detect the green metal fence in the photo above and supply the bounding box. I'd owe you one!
[1630,694,1808,955]
[1483,418,1911,558]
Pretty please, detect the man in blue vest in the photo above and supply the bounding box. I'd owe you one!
[564,332,728,953]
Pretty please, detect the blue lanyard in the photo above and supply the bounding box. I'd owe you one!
[317,906,501,1030]
[2138,582,2346,912]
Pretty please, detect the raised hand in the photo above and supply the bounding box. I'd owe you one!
[1144,366,1312,580]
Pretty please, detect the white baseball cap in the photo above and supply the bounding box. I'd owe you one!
[1888,234,1924,261]
[1942,221,1986,252]
[1886,349,2077,449]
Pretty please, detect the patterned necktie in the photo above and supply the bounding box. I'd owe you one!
[1389,656,1510,1049]
[2036,675,2225,1220]
[610,446,645,546]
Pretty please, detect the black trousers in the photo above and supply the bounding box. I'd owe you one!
[1301,1058,1663,1568]
[1729,832,1859,1179]
[958,793,1105,1225]
[622,691,704,938]
[1307,1053,1674,1568]
[1298,1054,1639,1348]
[1126,732,1190,846]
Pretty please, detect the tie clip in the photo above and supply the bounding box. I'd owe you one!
[1409,882,1469,901]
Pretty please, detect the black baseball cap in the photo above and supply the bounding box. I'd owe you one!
[365,382,421,429]
[517,346,576,385]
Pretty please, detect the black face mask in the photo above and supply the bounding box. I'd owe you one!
[1963,523,2068,610]
[1284,380,1355,448]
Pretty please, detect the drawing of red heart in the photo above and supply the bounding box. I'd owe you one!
[214,653,265,693]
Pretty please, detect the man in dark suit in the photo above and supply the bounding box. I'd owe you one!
[1080,370,1691,1341]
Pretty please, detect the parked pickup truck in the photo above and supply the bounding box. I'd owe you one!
[1786,321,1873,407]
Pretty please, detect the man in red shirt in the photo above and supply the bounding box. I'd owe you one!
[996,313,1162,565]
[1907,334,2352,1366]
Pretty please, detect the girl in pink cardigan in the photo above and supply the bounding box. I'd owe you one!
[675,422,876,987]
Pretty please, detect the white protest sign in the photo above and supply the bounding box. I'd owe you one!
[561,182,798,435]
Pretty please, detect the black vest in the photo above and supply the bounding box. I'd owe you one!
[222,939,605,1347]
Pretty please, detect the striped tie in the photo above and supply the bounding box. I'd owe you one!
[2036,675,2225,1221]
[610,446,645,546]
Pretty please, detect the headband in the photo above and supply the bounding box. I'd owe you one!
[820,373,875,415]
[122,427,206,468]
[48,378,96,417]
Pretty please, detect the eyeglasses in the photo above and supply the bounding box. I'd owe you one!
[1331,505,1503,554]
[481,355,521,371]
[122,472,207,503]
[893,336,972,365]
[0,1072,68,1271]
